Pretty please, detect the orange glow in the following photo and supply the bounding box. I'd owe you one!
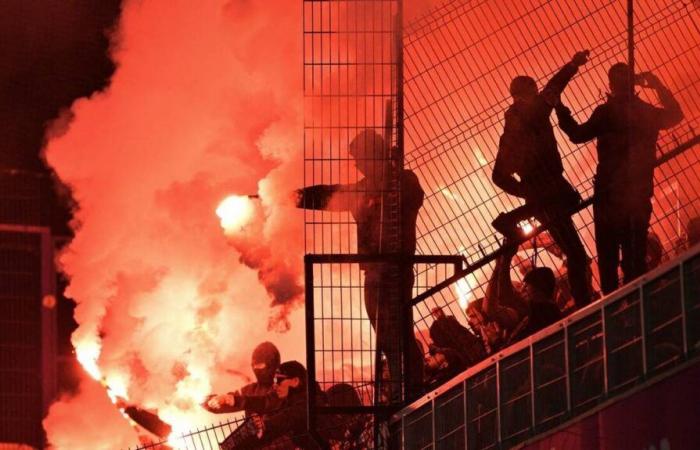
[455,277,472,310]
[216,195,255,234]
[75,339,102,382]
[518,220,535,236]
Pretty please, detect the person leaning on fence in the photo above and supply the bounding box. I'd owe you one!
[493,50,593,309]
[203,342,282,415]
[204,360,319,449]
[556,65,683,295]
[480,240,563,346]
[202,342,292,449]
[294,129,426,396]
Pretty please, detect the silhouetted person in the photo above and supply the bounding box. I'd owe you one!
[203,342,289,448]
[484,240,561,344]
[516,267,562,338]
[556,65,683,294]
[204,341,282,415]
[296,129,425,397]
[207,360,316,449]
[646,231,665,271]
[493,50,592,308]
[321,383,370,448]
[429,307,485,370]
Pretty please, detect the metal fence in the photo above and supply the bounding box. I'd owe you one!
[390,243,700,449]
[404,0,700,350]
[135,1,700,447]
[0,225,56,449]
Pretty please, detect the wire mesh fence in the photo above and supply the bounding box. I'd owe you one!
[391,246,700,449]
[302,0,700,426]
[302,0,415,418]
[133,1,700,447]
[404,0,700,360]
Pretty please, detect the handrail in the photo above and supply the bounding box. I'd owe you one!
[411,134,700,306]
[390,242,700,448]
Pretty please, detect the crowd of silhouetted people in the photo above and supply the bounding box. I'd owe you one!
[202,342,372,449]
[199,50,690,448]
[295,49,686,405]
[423,49,686,386]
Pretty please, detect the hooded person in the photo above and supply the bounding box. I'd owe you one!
[295,129,426,399]
[203,341,282,415]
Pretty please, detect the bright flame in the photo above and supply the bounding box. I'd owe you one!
[456,277,472,310]
[104,374,130,404]
[216,195,255,234]
[75,339,102,381]
[518,220,534,236]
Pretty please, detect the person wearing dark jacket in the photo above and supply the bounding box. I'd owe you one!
[295,129,425,397]
[429,307,485,368]
[556,65,683,294]
[517,267,562,338]
[205,361,317,449]
[482,239,561,345]
[203,341,282,416]
[493,50,593,309]
[202,342,289,449]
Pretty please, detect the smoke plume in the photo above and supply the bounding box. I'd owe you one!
[41,0,443,447]
[42,0,307,447]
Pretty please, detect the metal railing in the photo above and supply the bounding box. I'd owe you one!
[389,243,700,450]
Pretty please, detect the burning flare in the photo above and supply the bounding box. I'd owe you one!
[216,195,256,234]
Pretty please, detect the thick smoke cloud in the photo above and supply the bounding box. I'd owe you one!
[40,0,443,446]
[42,0,308,447]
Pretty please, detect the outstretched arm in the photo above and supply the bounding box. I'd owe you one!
[483,241,519,320]
[540,50,589,108]
[202,390,284,414]
[295,182,360,211]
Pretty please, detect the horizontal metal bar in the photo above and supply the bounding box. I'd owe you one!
[314,405,400,415]
[392,242,700,423]
[304,253,462,265]
[411,135,700,306]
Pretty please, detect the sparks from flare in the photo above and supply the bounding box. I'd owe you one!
[454,247,476,310]
[518,219,535,236]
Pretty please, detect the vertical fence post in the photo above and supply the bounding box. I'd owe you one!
[680,259,689,358]
[304,256,318,440]
[628,0,635,91]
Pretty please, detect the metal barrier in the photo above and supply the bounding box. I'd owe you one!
[0,224,56,448]
[131,413,315,450]
[303,254,463,446]
[390,243,700,450]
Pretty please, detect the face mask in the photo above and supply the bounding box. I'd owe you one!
[253,362,275,385]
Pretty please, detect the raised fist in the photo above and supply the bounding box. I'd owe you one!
[570,50,590,67]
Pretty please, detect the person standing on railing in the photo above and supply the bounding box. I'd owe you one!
[295,129,426,396]
[493,50,593,309]
[556,66,683,294]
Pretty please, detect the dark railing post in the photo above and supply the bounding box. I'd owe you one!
[304,255,319,444]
